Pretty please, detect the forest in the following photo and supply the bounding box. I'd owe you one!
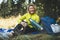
[0,0,60,20]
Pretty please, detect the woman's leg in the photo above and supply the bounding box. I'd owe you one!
[13,21,28,35]
[23,26,38,34]
[13,24,23,35]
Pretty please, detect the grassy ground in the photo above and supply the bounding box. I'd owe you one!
[0,15,21,29]
[10,34,60,40]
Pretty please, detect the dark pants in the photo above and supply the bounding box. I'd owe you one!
[13,24,37,35]
[13,24,23,35]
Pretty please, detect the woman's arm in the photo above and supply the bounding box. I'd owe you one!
[35,15,40,23]
[17,14,27,24]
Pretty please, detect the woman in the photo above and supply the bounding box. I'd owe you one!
[13,4,40,35]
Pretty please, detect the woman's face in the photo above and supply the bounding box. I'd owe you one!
[28,6,35,14]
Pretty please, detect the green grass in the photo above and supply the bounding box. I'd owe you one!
[10,34,60,40]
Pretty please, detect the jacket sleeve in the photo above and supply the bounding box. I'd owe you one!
[35,15,40,23]
[17,14,27,24]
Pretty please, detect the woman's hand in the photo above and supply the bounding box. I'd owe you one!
[20,22,28,27]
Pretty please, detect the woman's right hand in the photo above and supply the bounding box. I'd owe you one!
[20,22,28,27]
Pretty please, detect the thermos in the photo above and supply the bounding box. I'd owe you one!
[29,18,43,31]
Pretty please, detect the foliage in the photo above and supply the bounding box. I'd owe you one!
[0,0,60,19]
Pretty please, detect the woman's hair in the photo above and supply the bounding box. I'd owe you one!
[27,4,36,11]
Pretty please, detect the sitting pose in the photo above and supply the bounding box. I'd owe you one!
[13,4,40,35]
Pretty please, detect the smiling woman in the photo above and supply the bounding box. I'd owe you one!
[13,4,40,35]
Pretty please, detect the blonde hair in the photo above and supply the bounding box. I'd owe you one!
[27,4,36,12]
